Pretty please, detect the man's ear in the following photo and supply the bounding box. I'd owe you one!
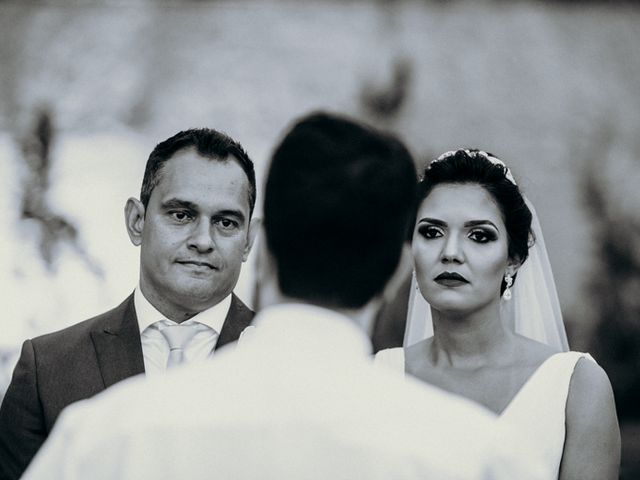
[242,217,261,262]
[124,198,145,246]
[381,242,413,306]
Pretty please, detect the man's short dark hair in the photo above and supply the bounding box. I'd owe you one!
[264,112,417,309]
[141,128,256,216]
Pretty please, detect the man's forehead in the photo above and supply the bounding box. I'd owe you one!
[159,151,244,184]
[153,155,249,207]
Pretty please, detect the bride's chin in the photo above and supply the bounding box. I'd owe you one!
[424,290,465,306]
[425,294,477,318]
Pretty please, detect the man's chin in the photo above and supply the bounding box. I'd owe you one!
[174,283,230,308]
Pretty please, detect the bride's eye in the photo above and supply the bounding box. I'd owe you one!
[468,229,497,243]
[417,225,443,239]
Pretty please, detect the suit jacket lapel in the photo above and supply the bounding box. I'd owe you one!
[90,294,145,389]
[216,294,255,350]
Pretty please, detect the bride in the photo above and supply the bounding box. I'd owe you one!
[376,149,620,480]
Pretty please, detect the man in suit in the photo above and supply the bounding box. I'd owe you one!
[21,112,544,480]
[0,128,259,479]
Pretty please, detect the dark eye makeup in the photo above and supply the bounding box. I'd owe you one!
[417,225,443,239]
[468,229,498,243]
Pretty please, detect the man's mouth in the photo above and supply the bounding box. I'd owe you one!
[177,260,216,270]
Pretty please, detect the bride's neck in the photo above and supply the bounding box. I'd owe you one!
[430,301,512,368]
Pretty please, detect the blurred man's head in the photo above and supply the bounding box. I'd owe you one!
[262,112,417,312]
[125,129,259,321]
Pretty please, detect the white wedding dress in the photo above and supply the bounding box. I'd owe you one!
[375,347,593,479]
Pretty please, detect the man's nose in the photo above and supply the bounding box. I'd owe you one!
[187,218,215,253]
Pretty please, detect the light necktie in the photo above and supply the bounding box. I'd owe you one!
[160,323,200,368]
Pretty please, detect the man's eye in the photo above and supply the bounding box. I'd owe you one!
[170,211,193,222]
[215,218,238,230]
[417,225,443,239]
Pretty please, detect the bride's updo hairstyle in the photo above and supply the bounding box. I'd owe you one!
[417,149,534,290]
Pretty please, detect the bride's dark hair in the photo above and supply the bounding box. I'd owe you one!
[416,149,534,290]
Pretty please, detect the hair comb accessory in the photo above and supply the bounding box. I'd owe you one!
[429,149,517,185]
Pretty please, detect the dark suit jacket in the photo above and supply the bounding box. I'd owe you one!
[0,293,254,480]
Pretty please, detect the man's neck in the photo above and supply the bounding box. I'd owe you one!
[258,291,380,339]
[139,284,227,324]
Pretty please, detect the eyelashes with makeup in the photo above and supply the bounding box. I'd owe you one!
[416,225,498,243]
[417,225,443,239]
[468,229,498,243]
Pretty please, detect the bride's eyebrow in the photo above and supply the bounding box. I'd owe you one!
[464,220,498,229]
[418,218,446,226]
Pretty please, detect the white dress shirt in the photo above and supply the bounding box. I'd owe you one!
[23,303,545,480]
[135,287,230,375]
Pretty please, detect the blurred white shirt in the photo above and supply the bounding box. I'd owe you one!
[135,287,229,375]
[22,303,545,480]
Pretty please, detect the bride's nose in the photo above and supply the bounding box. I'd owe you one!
[440,234,463,264]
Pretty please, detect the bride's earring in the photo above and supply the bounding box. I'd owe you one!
[502,273,513,300]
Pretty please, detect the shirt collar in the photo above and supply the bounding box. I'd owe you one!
[250,303,373,359]
[134,286,232,335]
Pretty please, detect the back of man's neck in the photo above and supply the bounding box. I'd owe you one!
[259,294,380,339]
